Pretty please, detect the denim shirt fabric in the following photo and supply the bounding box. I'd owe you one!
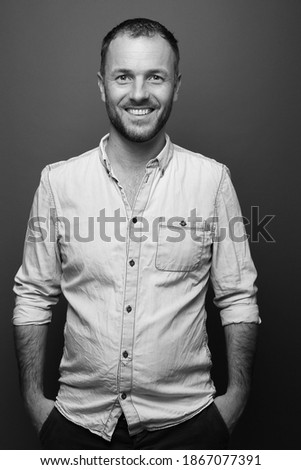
[13,135,260,441]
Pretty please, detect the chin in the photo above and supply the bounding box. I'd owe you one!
[126,133,155,143]
[124,119,167,142]
[116,124,160,143]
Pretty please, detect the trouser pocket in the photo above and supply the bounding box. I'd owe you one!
[39,407,57,442]
[211,402,230,438]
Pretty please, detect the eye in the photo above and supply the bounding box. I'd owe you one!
[149,75,164,82]
[116,75,132,83]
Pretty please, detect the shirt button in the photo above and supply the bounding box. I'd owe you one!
[121,392,127,400]
[123,351,128,358]
[132,217,138,224]
[126,305,132,313]
[129,259,135,267]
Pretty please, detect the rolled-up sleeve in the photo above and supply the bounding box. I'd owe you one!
[210,165,260,326]
[13,166,62,325]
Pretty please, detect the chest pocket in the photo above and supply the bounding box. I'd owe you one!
[155,221,212,272]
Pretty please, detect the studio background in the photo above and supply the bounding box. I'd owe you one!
[1,0,300,449]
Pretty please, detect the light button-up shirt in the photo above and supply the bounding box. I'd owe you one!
[13,134,260,441]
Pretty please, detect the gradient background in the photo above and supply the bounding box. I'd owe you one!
[1,0,300,449]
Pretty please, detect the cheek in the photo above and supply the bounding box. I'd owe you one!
[103,84,124,103]
[154,85,176,103]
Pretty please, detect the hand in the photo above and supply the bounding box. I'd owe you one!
[25,396,55,434]
[214,389,248,434]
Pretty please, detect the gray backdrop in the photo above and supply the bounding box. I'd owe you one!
[1,0,300,449]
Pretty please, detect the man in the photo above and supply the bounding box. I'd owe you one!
[13,18,260,450]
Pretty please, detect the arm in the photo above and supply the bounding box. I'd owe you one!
[13,167,61,433]
[14,324,55,433]
[214,322,258,433]
[210,166,260,432]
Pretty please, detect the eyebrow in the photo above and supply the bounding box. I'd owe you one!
[111,68,169,77]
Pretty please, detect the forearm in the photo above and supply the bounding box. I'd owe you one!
[14,324,55,433]
[13,324,49,405]
[224,322,259,399]
[213,322,259,432]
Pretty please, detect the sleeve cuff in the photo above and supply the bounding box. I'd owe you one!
[12,305,52,326]
[220,303,261,326]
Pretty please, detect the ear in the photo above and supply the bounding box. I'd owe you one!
[97,72,106,103]
[173,73,182,103]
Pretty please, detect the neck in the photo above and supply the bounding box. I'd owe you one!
[105,127,166,171]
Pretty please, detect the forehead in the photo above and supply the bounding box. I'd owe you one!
[105,34,175,74]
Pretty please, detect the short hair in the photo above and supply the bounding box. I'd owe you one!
[100,18,180,77]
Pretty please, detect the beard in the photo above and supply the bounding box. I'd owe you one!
[104,94,175,143]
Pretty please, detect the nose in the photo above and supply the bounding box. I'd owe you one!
[129,78,150,102]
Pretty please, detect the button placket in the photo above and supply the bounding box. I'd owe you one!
[118,169,156,406]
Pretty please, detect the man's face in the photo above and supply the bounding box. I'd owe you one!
[98,34,181,143]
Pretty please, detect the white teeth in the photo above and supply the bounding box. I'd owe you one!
[127,108,152,115]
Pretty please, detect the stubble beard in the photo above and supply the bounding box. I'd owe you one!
[104,94,175,143]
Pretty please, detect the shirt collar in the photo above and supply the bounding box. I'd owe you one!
[98,133,173,177]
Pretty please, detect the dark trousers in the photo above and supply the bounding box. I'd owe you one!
[40,403,230,450]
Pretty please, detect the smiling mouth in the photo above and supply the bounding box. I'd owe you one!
[126,108,153,116]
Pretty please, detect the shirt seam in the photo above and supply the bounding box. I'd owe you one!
[213,164,228,221]
[44,165,60,248]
